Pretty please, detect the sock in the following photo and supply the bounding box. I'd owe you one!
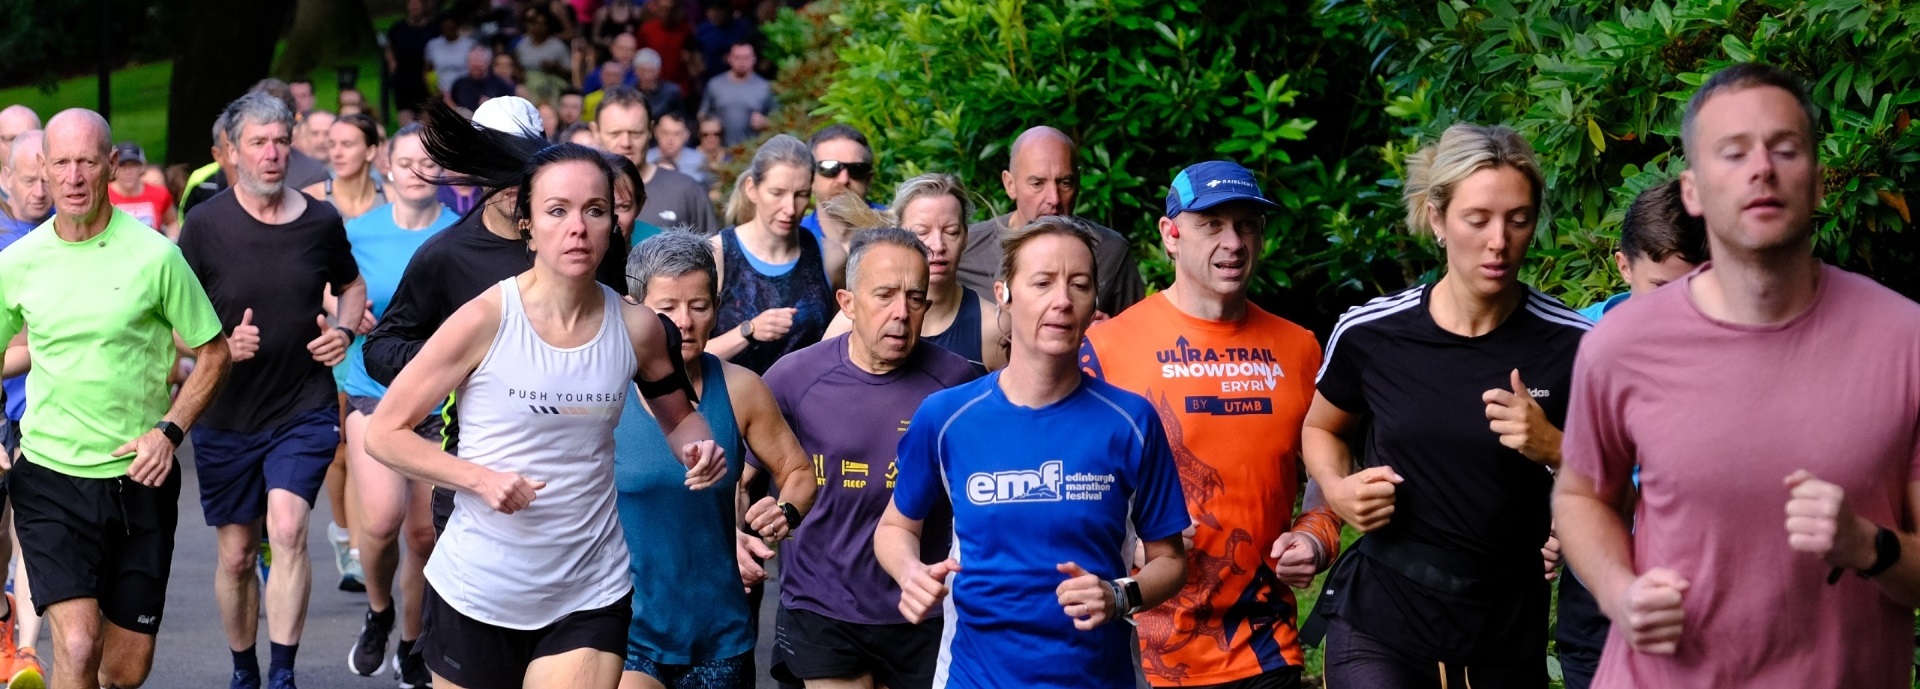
[232,645,258,674]
[370,604,396,626]
[396,638,416,659]
[0,593,11,621]
[269,642,298,673]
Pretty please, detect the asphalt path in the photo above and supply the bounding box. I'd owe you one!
[17,440,785,689]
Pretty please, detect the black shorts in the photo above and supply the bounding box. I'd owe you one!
[772,606,940,689]
[1324,618,1544,689]
[11,454,181,635]
[1554,572,1608,689]
[417,582,630,689]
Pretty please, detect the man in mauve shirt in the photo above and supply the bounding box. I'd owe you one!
[1555,62,1920,689]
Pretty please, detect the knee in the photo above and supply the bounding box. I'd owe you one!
[217,539,259,579]
[266,508,310,550]
[52,625,99,669]
[361,507,405,546]
[402,519,436,555]
[100,660,152,689]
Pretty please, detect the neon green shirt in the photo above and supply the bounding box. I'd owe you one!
[0,209,223,478]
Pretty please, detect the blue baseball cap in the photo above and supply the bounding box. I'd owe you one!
[1164,161,1278,218]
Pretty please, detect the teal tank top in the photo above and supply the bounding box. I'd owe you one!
[613,353,751,663]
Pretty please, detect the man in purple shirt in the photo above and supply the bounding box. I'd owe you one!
[761,228,980,689]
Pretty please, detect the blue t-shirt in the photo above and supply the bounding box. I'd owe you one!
[0,214,36,421]
[614,354,751,664]
[338,204,456,398]
[893,372,1191,689]
[1577,291,1629,322]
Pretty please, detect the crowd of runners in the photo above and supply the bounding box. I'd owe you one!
[0,58,1910,689]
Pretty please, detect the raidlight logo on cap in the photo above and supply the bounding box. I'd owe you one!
[1206,178,1262,193]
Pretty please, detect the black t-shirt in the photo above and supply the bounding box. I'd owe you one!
[179,190,359,434]
[1313,283,1588,663]
[286,150,330,190]
[363,206,629,387]
[449,76,516,111]
[387,18,438,80]
[639,167,720,235]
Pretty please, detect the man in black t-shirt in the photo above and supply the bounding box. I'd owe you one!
[177,92,365,689]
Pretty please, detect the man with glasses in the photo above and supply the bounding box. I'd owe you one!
[595,86,719,235]
[800,124,882,249]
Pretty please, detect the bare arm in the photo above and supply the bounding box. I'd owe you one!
[1302,392,1401,532]
[822,312,851,339]
[3,330,26,378]
[333,276,368,332]
[113,333,232,485]
[1554,469,1638,620]
[876,500,942,621]
[626,300,724,490]
[366,290,514,502]
[731,367,818,539]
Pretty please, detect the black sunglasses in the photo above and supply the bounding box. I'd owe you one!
[815,159,873,182]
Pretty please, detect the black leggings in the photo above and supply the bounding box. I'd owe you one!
[1323,618,1546,689]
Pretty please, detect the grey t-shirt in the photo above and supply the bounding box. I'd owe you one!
[640,167,720,235]
[699,73,775,146]
[957,213,1145,316]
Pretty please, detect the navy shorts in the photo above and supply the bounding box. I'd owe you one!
[190,406,341,526]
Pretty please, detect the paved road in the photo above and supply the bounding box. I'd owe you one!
[21,441,786,688]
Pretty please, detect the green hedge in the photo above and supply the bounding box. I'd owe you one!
[765,0,1920,327]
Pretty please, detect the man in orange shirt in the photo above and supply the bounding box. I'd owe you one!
[1082,161,1340,689]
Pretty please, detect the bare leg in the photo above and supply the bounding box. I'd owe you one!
[213,522,262,652]
[346,411,407,614]
[620,670,667,689]
[398,480,436,640]
[96,620,157,688]
[12,521,39,649]
[524,647,622,689]
[44,597,103,689]
[264,489,314,646]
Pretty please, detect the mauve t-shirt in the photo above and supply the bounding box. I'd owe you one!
[761,334,981,625]
[1563,263,1920,689]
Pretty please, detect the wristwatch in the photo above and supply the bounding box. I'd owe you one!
[778,501,803,531]
[154,420,185,447]
[1108,576,1143,617]
[738,319,756,342]
[1828,525,1902,584]
[334,325,356,342]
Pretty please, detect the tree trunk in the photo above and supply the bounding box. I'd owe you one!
[163,0,294,169]
[275,0,377,82]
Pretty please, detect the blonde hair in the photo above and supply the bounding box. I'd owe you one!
[1402,123,1544,238]
[819,192,894,233]
[891,172,974,226]
[725,134,812,225]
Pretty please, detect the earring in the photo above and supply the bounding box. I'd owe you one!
[1435,235,1447,249]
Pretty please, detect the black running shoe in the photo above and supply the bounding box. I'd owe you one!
[396,647,432,688]
[348,607,394,676]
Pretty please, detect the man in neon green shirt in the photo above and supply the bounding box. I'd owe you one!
[0,108,232,689]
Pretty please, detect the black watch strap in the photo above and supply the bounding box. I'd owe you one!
[779,501,803,530]
[154,420,184,446]
[1860,526,1902,578]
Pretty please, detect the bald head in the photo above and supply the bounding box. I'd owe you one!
[0,105,42,165]
[6,130,42,171]
[43,109,115,223]
[1001,126,1078,225]
[4,130,48,222]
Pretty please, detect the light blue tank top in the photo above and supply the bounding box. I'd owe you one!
[613,353,751,663]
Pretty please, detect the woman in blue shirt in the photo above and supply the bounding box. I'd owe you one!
[876,216,1190,689]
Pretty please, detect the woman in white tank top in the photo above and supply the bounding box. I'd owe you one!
[364,101,725,689]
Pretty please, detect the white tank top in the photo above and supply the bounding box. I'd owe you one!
[425,276,637,629]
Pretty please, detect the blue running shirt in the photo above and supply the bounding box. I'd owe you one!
[893,372,1191,689]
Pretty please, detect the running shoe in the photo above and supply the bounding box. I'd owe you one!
[268,667,297,689]
[9,647,44,689]
[349,607,393,676]
[230,667,262,689]
[396,648,431,688]
[340,547,366,592]
[0,593,19,680]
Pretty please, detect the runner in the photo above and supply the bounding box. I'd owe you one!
[106,142,176,235]
[364,113,724,689]
[0,106,40,172]
[0,126,48,688]
[251,80,331,189]
[0,107,231,689]
[618,230,819,689]
[1304,123,1583,688]
[877,216,1190,689]
[593,87,717,235]
[1083,161,1340,689]
[956,126,1144,316]
[604,153,660,246]
[708,134,832,375]
[302,114,387,222]
[821,174,1004,370]
[337,123,458,688]
[798,124,880,253]
[1555,178,1705,689]
[761,228,979,689]
[177,91,367,689]
[361,97,630,537]
[1556,62,1920,689]
[296,111,336,164]
[182,114,237,216]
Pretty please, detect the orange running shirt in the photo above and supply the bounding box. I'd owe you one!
[1081,293,1323,686]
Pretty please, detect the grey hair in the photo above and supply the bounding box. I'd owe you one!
[6,130,42,170]
[221,91,295,150]
[891,172,974,226]
[210,110,232,147]
[627,229,719,301]
[846,227,928,291]
[725,133,813,225]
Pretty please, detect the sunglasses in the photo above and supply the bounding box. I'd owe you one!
[816,159,872,182]
[699,130,722,139]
